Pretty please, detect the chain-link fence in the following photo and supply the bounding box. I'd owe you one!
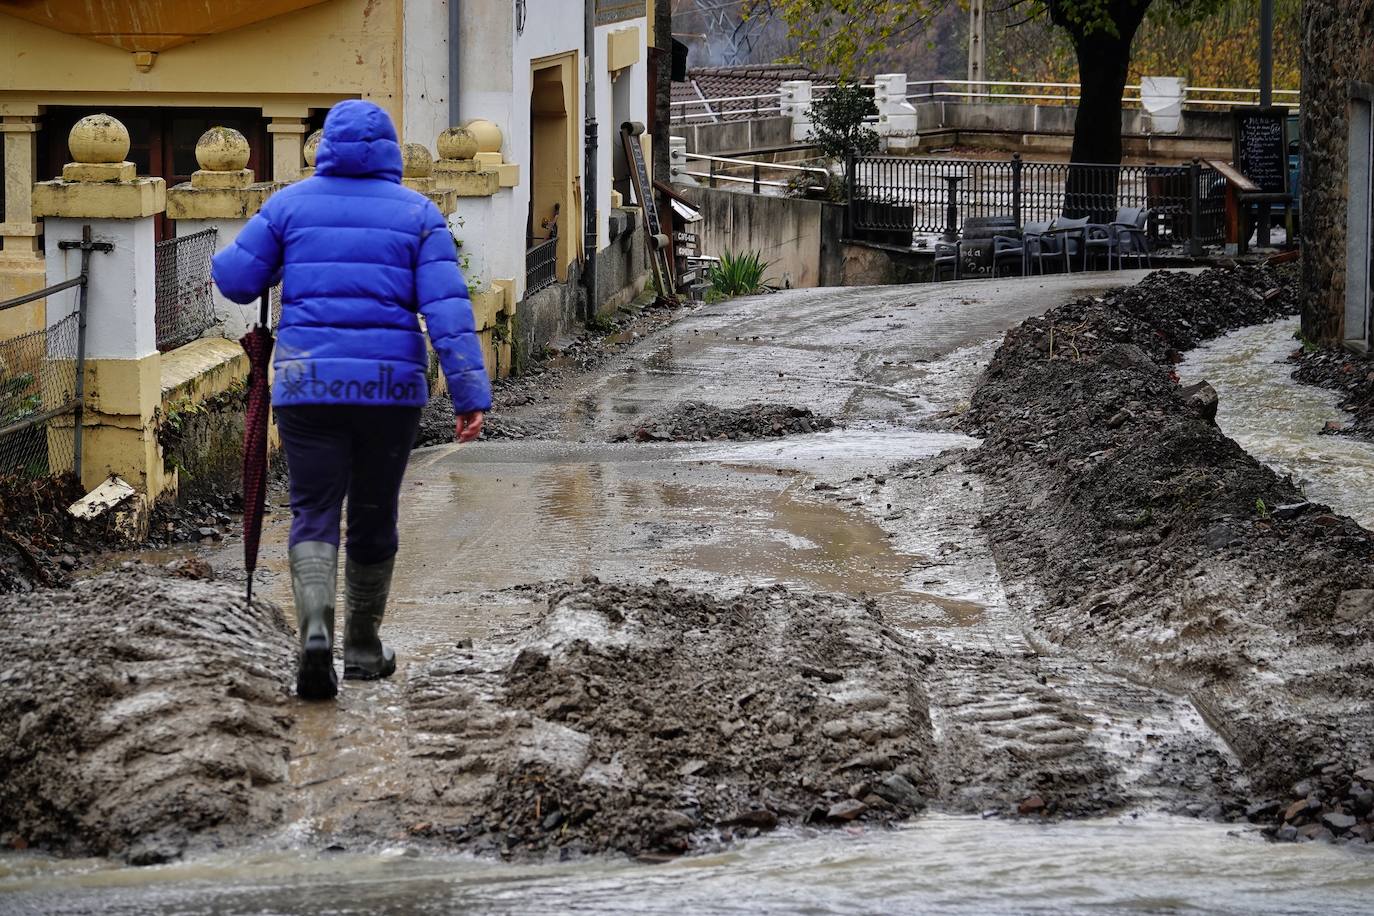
[155,227,218,352]
[0,312,80,479]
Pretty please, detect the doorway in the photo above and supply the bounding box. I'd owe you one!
[529,53,579,282]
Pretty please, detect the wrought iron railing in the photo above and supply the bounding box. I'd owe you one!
[849,154,1226,250]
[526,237,559,296]
[154,227,218,352]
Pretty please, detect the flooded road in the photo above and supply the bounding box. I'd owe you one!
[4,815,1371,915]
[1178,318,1374,528]
[9,273,1374,913]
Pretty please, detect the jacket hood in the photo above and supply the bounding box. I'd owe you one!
[315,100,403,181]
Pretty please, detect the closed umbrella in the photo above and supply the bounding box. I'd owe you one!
[240,291,273,603]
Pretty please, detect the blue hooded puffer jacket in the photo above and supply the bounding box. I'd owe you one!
[211,100,491,414]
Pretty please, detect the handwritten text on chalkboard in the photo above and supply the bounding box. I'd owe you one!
[1233,109,1288,193]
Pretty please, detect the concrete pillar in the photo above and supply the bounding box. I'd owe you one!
[166,126,279,340]
[32,113,167,499]
[780,80,814,144]
[0,104,46,340]
[266,115,309,183]
[669,136,695,186]
[1,105,42,260]
[874,74,919,137]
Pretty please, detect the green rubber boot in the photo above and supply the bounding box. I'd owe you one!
[289,541,339,700]
[343,556,397,680]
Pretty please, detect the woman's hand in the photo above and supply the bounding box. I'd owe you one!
[455,410,485,443]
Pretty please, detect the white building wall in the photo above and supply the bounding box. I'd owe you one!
[402,0,451,149]
[452,0,649,302]
[594,19,649,253]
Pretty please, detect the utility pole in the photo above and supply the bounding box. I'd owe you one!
[967,0,985,88]
[1259,0,1274,108]
[1258,0,1274,246]
[653,0,672,189]
[583,0,599,319]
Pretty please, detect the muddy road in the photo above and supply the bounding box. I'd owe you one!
[5,267,1374,912]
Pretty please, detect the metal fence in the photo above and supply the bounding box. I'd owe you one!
[526,237,558,295]
[0,313,80,478]
[0,225,106,483]
[849,154,1226,250]
[154,227,218,352]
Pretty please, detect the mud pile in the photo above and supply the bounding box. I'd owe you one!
[615,402,835,442]
[0,567,296,863]
[0,474,112,594]
[414,403,554,447]
[966,264,1374,842]
[400,579,932,859]
[1292,345,1374,440]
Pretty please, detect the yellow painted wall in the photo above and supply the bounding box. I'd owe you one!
[0,0,405,125]
[0,266,46,341]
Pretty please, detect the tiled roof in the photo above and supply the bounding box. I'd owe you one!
[671,65,831,123]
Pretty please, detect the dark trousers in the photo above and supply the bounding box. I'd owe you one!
[275,405,422,565]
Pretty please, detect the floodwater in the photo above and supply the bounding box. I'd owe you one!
[12,279,1374,913]
[1178,318,1374,528]
[4,815,1371,915]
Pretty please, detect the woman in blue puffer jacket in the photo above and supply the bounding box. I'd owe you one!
[212,99,491,701]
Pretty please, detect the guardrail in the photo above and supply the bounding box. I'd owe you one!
[905,79,1300,110]
[670,79,1301,124]
[678,151,831,194]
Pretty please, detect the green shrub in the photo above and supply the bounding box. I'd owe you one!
[707,250,774,298]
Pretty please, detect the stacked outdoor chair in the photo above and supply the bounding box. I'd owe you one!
[933,215,1020,280]
[1029,216,1091,273]
[992,220,1049,277]
[1085,207,1153,270]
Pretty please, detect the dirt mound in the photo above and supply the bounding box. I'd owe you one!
[1292,345,1374,440]
[615,402,835,442]
[400,579,932,859]
[414,397,555,448]
[0,568,296,863]
[0,474,115,594]
[966,264,1374,843]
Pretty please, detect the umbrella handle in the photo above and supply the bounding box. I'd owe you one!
[258,291,271,329]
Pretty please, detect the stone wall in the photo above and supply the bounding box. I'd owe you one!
[1300,0,1374,347]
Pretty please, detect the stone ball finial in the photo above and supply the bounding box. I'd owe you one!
[401,142,434,179]
[69,113,130,164]
[303,129,323,168]
[195,126,250,172]
[463,119,503,155]
[437,127,478,161]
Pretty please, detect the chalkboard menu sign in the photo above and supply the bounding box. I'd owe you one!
[1232,106,1289,193]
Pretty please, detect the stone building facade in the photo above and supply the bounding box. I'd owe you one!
[1300,0,1374,350]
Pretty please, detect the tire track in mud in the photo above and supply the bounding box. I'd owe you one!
[0,569,296,864]
[839,441,1245,820]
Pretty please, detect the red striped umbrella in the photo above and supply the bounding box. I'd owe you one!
[240,292,273,604]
